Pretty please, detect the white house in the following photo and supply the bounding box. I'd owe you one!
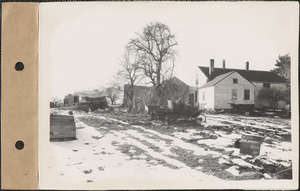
[190,59,287,110]
[198,71,255,109]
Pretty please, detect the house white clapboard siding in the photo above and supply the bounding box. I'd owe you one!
[198,71,255,109]
[191,59,287,110]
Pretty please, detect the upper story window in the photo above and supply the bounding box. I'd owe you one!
[195,91,198,102]
[244,90,250,100]
[233,78,238,84]
[263,83,270,88]
[196,74,199,85]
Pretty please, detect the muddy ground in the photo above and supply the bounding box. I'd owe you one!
[48,108,292,185]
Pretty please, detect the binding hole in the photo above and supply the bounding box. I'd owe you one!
[15,62,24,71]
[15,140,24,150]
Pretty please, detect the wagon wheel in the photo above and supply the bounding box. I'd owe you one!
[196,114,206,123]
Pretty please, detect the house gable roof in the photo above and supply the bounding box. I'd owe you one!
[199,71,256,89]
[167,76,189,87]
[200,72,234,89]
[198,66,287,83]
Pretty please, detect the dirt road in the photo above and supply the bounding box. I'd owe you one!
[47,111,292,188]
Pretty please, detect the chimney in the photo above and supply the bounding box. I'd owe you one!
[222,60,226,69]
[245,61,249,70]
[209,59,214,75]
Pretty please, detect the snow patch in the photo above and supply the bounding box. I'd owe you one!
[226,166,240,176]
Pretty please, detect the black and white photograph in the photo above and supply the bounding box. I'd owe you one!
[38,2,299,189]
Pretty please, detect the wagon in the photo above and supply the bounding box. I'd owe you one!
[147,100,206,123]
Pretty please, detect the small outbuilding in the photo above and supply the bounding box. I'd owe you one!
[63,90,108,111]
[123,76,190,113]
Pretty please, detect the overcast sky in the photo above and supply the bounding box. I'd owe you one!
[39,2,299,99]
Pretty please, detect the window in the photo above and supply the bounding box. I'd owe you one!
[244,90,250,100]
[263,83,270,88]
[233,78,238,84]
[195,74,199,85]
[195,91,198,102]
[202,92,205,101]
[232,89,237,100]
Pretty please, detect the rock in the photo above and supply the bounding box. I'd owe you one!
[83,169,93,174]
[263,173,272,179]
[98,167,104,171]
[91,136,102,140]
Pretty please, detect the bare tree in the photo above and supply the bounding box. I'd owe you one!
[257,88,286,109]
[116,46,144,112]
[104,87,120,105]
[129,22,178,87]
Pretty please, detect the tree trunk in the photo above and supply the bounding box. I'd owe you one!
[128,103,133,112]
[156,62,161,86]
